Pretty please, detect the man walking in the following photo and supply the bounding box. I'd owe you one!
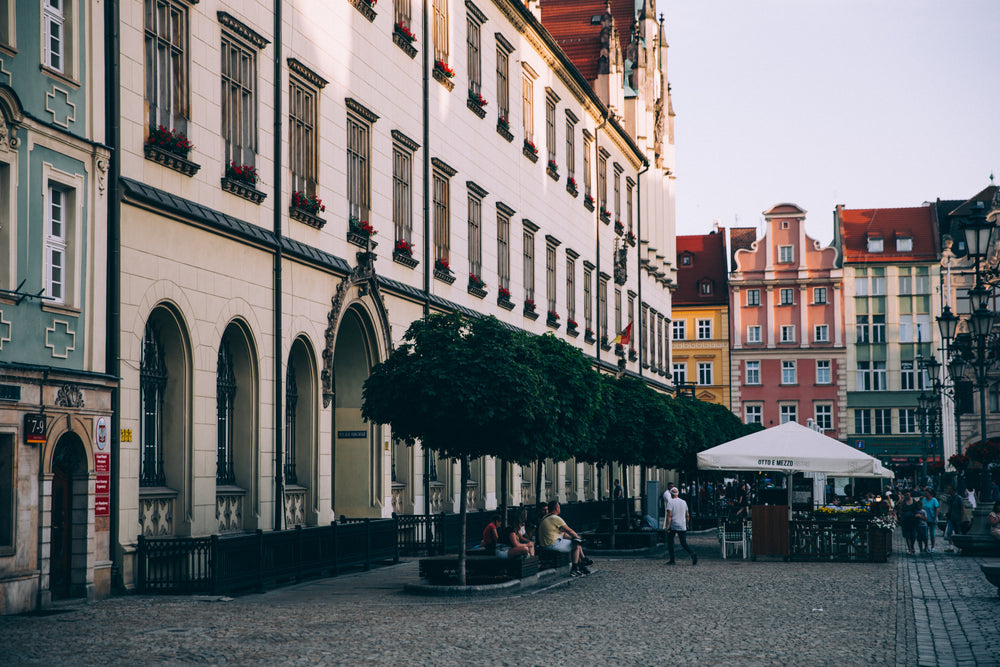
[665,487,697,565]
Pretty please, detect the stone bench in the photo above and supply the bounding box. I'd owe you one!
[418,555,538,585]
[981,560,1000,596]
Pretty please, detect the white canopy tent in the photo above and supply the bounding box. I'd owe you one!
[697,421,894,514]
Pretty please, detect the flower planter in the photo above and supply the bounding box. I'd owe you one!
[290,206,326,229]
[350,0,376,22]
[392,28,417,58]
[869,527,892,562]
[600,210,611,224]
[393,251,418,268]
[348,231,377,249]
[546,315,560,330]
[566,325,579,338]
[523,142,539,163]
[583,197,595,212]
[497,296,514,311]
[432,64,455,91]
[546,164,559,181]
[434,268,456,285]
[221,177,266,204]
[496,122,513,142]
[467,98,487,118]
[566,181,578,198]
[468,284,487,298]
[144,143,200,176]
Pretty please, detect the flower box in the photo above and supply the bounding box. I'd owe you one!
[433,61,455,91]
[627,231,637,246]
[221,168,266,204]
[629,350,638,362]
[566,177,578,197]
[584,329,596,344]
[523,139,539,162]
[497,294,514,311]
[292,191,325,215]
[144,143,200,176]
[393,239,417,267]
[393,23,417,58]
[566,321,579,337]
[546,312,560,329]
[614,220,625,236]
[600,208,611,224]
[350,0,377,22]
[496,116,513,142]
[547,160,559,181]
[290,206,325,229]
[468,273,487,295]
[146,125,193,158]
[348,217,377,248]
[583,194,595,212]
[523,299,538,319]
[467,91,488,118]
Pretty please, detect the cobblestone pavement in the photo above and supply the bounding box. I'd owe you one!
[1,531,997,666]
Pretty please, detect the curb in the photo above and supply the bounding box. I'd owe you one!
[403,565,575,596]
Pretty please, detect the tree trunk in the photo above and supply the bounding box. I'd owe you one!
[640,466,648,518]
[609,462,616,549]
[458,455,469,586]
[536,458,544,504]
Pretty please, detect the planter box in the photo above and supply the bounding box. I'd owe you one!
[290,206,326,229]
[144,144,200,176]
[393,32,417,58]
[221,177,266,204]
[393,252,418,268]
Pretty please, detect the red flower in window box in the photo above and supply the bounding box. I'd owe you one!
[469,273,486,289]
[523,139,538,155]
[614,220,625,235]
[292,191,325,214]
[349,216,376,237]
[434,60,455,78]
[547,160,558,172]
[567,176,577,189]
[547,310,560,321]
[468,90,488,108]
[147,125,193,157]
[395,21,416,42]
[226,161,259,186]
[584,194,595,207]
[567,318,578,329]
[524,298,536,312]
[600,207,612,219]
[498,115,510,131]
[394,239,414,256]
[498,286,511,300]
[435,257,450,272]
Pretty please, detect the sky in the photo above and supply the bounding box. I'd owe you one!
[665,0,1000,246]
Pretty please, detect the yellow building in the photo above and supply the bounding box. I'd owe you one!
[671,228,731,408]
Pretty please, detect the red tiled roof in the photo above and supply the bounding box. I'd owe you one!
[675,231,728,305]
[540,0,635,83]
[839,206,938,263]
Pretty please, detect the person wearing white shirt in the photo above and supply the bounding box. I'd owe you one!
[665,487,697,565]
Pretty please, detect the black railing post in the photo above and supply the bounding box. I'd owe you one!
[439,512,447,555]
[331,520,339,576]
[256,529,265,593]
[210,535,220,594]
[295,525,303,583]
[364,518,372,571]
[136,535,146,593]
[393,514,400,563]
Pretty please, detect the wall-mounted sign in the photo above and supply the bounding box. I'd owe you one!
[25,413,47,445]
[96,417,108,450]
[121,428,133,442]
[94,497,110,517]
[95,452,111,474]
[95,474,110,495]
[337,430,367,439]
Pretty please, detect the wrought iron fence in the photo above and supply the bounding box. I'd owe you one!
[137,518,399,595]
[788,519,873,562]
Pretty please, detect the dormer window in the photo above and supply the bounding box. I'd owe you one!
[867,237,883,252]
[681,253,692,266]
[699,280,713,295]
[896,236,913,252]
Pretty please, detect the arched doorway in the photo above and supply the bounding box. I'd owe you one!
[50,432,87,599]
[332,306,381,517]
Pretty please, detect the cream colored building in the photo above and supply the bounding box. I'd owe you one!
[110,0,677,591]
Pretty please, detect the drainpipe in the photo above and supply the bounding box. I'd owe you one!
[594,111,609,369]
[421,0,431,515]
[635,158,650,379]
[105,0,122,590]
[272,0,284,531]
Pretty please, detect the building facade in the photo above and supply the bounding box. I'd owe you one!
[108,0,678,595]
[729,204,845,436]
[834,204,943,475]
[0,0,115,613]
[671,226,730,407]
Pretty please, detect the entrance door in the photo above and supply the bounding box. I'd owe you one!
[50,434,85,599]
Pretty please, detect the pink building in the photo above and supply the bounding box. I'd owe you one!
[729,204,846,437]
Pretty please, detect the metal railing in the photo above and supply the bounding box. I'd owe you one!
[137,518,399,595]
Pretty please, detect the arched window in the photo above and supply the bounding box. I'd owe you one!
[284,366,298,484]
[216,342,237,485]
[139,322,167,486]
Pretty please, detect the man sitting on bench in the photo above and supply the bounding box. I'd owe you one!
[537,500,592,577]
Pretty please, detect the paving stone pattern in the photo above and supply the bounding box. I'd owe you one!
[0,531,997,666]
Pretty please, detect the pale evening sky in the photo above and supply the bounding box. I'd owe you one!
[665,0,1000,246]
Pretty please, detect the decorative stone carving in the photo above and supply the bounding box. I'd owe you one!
[216,490,244,532]
[55,384,84,408]
[391,482,407,513]
[139,492,175,537]
[429,482,447,514]
[284,487,306,527]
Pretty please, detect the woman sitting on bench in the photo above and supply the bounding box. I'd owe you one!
[498,515,535,558]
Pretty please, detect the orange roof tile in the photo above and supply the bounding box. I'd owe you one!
[839,206,938,263]
[540,0,636,83]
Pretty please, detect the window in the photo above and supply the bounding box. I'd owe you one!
[745,404,762,425]
[780,404,797,424]
[745,360,760,385]
[565,112,577,184]
[521,71,534,144]
[746,325,761,344]
[815,404,832,431]
[780,325,795,343]
[699,280,713,295]
[545,90,557,164]
[347,101,377,223]
[672,320,686,340]
[697,319,712,340]
[813,287,827,304]
[672,363,687,385]
[433,0,448,62]
[899,271,912,295]
[289,63,324,204]
[698,362,713,386]
[613,164,622,220]
[432,160,455,267]
[496,37,511,123]
[681,254,692,266]
[466,7,483,96]
[856,315,869,343]
[583,264,593,332]
[626,179,634,233]
[0,433,12,552]
[816,360,831,384]
[43,0,67,73]
[854,409,871,435]
[747,289,760,306]
[599,274,608,339]
[216,342,237,485]
[899,408,918,434]
[145,0,189,135]
[780,288,794,305]
[597,149,608,212]
[874,408,891,435]
[221,17,266,176]
[140,322,167,487]
[45,184,68,304]
[867,237,883,252]
[497,204,512,292]
[523,222,536,303]
[392,132,417,247]
[854,275,869,296]
[914,267,930,294]
[896,236,912,252]
[546,238,558,314]
[872,314,886,343]
[778,245,793,263]
[583,133,593,200]
[873,361,887,391]
[0,0,10,47]
[901,361,916,390]
[614,288,622,336]
[640,305,649,364]
[284,366,298,484]
[782,360,796,385]
[566,251,577,324]
[857,361,871,391]
[394,0,412,30]
[814,324,829,342]
[468,184,485,280]
[871,269,886,296]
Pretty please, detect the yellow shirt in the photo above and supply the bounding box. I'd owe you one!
[538,514,566,548]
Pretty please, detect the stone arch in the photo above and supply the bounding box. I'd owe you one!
[46,431,90,600]
[283,335,319,527]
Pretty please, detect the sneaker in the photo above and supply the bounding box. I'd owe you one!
[580,557,594,567]
[578,564,591,576]
[692,553,698,566]
[569,566,582,577]
[929,547,935,553]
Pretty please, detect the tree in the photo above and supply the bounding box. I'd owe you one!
[362,313,545,585]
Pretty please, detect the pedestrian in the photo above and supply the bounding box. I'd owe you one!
[537,500,591,577]
[480,514,501,553]
[661,483,676,529]
[944,486,964,552]
[898,491,919,555]
[989,501,1000,542]
[914,506,929,554]
[965,486,978,510]
[665,487,697,566]
[613,479,623,499]
[921,489,940,552]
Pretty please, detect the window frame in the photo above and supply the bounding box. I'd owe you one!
[746,325,762,344]
[566,250,577,324]
[522,220,537,303]
[43,0,67,74]
[814,324,829,342]
[466,8,483,95]
[145,0,190,135]
[671,319,686,341]
[392,131,419,247]
[778,244,793,263]
[433,0,448,62]
[816,360,831,385]
[545,236,559,314]
[220,15,268,175]
[745,360,760,385]
[813,286,827,304]
[288,61,326,202]
[745,404,762,425]
[495,36,512,123]
[779,287,794,305]
[781,360,797,385]
[780,403,797,425]
[467,182,486,279]
[672,362,687,386]
[696,318,712,340]
[497,203,513,291]
[697,361,713,386]
[432,160,456,267]
[814,404,832,431]
[347,99,380,224]
[780,325,796,343]
[746,288,760,306]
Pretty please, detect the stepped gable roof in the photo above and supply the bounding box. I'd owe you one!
[839,205,938,263]
[540,0,632,83]
[675,231,728,305]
